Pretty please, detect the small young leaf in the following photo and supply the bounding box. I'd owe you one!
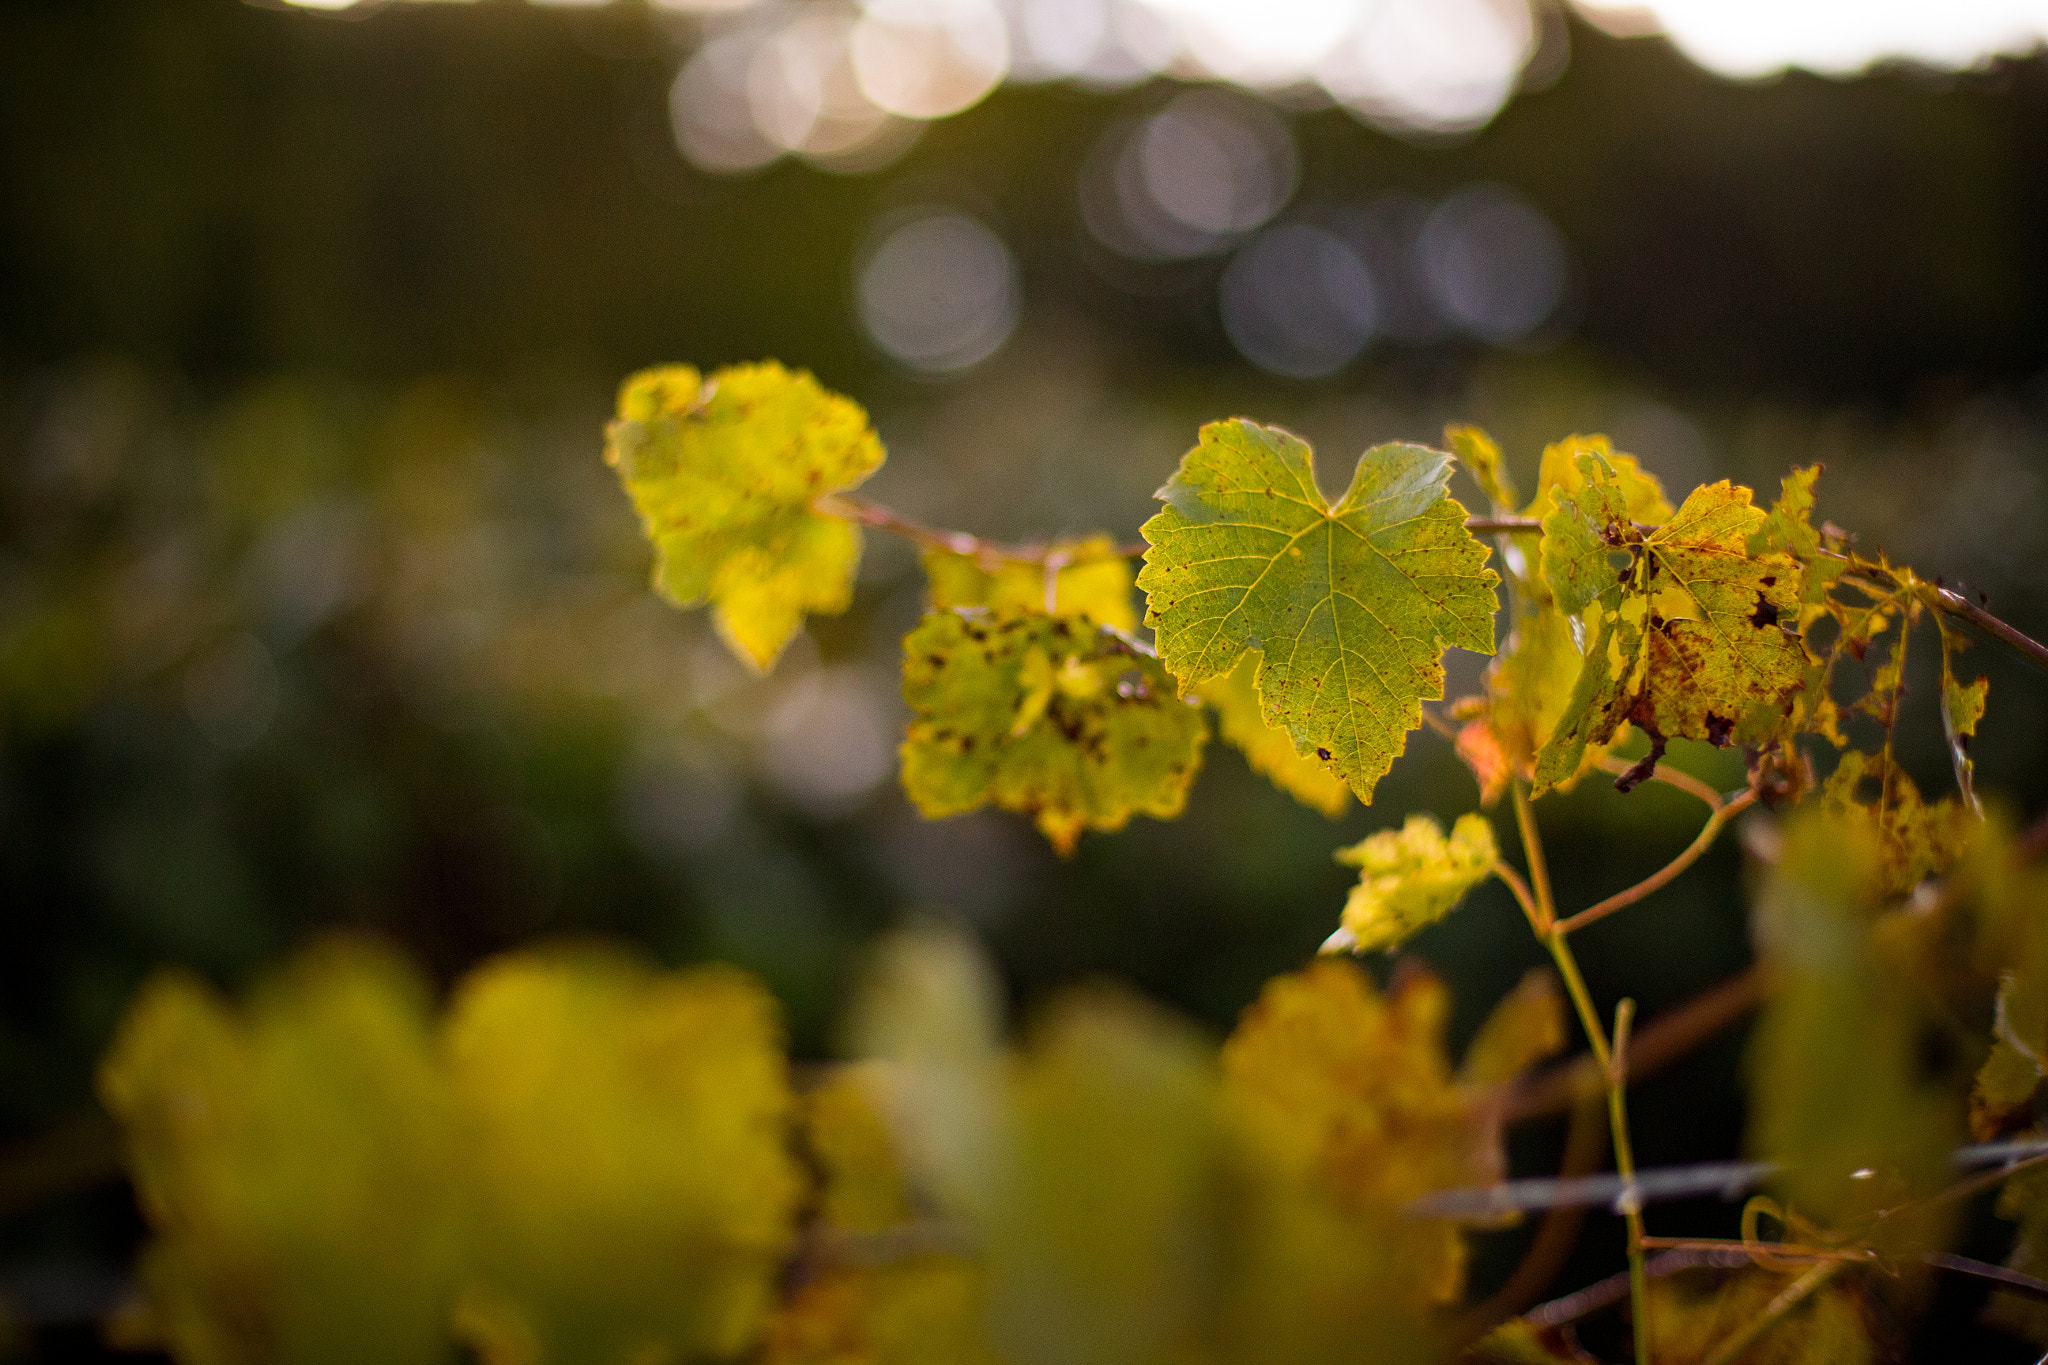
[1748,465,1845,612]
[1200,654,1351,817]
[605,362,884,671]
[1445,423,1518,511]
[1138,420,1499,803]
[1331,813,1498,954]
[900,608,1209,854]
[1459,968,1567,1089]
[1533,457,1807,792]
[923,535,1137,633]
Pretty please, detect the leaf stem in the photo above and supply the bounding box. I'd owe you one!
[1594,753,1726,811]
[1555,788,1760,935]
[1512,781,1653,1362]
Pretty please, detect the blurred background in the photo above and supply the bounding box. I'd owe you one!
[3,0,2048,1356]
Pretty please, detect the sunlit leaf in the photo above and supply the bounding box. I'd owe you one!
[1138,420,1499,803]
[1646,1268,1876,1365]
[1200,654,1351,818]
[1747,465,1844,613]
[1330,813,1498,954]
[1533,457,1806,792]
[1459,968,1567,1089]
[899,607,1209,854]
[604,362,884,671]
[1485,602,1606,789]
[96,939,463,1365]
[1934,617,1989,814]
[1220,960,1498,1305]
[1445,424,1518,512]
[763,1262,991,1365]
[923,536,1137,633]
[1522,434,1673,528]
[1746,813,1958,1232]
[444,949,801,1365]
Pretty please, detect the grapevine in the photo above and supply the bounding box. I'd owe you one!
[94,359,2048,1365]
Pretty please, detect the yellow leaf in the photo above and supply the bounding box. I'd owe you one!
[1534,457,1807,792]
[1522,433,1672,527]
[605,362,884,671]
[923,535,1137,633]
[1138,420,1499,803]
[1486,601,1609,789]
[1220,960,1496,1306]
[1445,423,1518,511]
[1818,751,1974,900]
[1199,654,1351,818]
[899,608,1209,854]
[1453,718,1510,808]
[444,949,801,1365]
[1459,968,1566,1089]
[1332,813,1498,954]
[96,939,463,1365]
[1647,1268,1876,1365]
[763,1262,991,1365]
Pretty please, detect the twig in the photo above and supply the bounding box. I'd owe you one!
[1555,788,1760,935]
[1594,754,1726,812]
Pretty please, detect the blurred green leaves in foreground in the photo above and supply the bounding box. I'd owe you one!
[95,923,1566,1365]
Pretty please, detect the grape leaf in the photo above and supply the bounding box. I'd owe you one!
[1445,424,1517,511]
[1453,717,1511,808]
[444,949,801,1365]
[900,607,1209,854]
[1137,420,1499,803]
[604,361,884,671]
[1524,434,1673,528]
[96,941,463,1365]
[1533,456,1806,793]
[1329,813,1498,954]
[1934,617,1988,813]
[1459,968,1567,1089]
[1818,752,1973,900]
[1484,602,1606,790]
[1221,960,1499,1306]
[1746,813,1958,1232]
[923,536,1137,633]
[1200,654,1351,817]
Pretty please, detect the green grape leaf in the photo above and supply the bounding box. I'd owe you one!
[1200,654,1351,818]
[923,536,1137,633]
[1746,813,1958,1233]
[605,362,884,672]
[1459,968,1567,1089]
[1445,424,1518,511]
[1137,420,1499,803]
[444,949,801,1365]
[900,608,1209,854]
[1221,960,1497,1306]
[1329,813,1498,954]
[1647,1268,1876,1365]
[1533,457,1806,793]
[95,940,463,1365]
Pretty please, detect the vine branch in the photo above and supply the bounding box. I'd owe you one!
[1555,787,1760,935]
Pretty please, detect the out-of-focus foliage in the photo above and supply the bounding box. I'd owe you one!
[1330,813,1498,954]
[1745,813,1959,1233]
[1138,420,1499,803]
[100,941,800,1365]
[922,540,1137,635]
[98,940,461,1365]
[604,363,884,671]
[1645,1270,1876,1365]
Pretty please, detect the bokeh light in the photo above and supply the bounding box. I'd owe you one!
[1218,222,1377,378]
[857,210,1022,372]
[1081,91,1297,261]
[1416,183,1570,347]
